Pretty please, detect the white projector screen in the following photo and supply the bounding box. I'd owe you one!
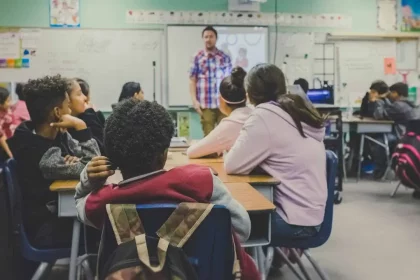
[167,25,268,107]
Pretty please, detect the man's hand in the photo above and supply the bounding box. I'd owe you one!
[64,155,80,165]
[192,99,203,116]
[50,114,87,131]
[87,156,115,181]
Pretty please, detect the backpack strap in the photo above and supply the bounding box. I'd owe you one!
[106,204,145,245]
[232,236,241,280]
[106,204,169,272]
[157,203,241,279]
[156,202,214,248]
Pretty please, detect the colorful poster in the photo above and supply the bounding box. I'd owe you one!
[50,0,80,27]
[401,0,420,31]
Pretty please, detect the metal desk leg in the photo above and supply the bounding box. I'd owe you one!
[381,134,390,181]
[342,134,347,181]
[257,246,266,280]
[357,134,365,182]
[69,219,81,280]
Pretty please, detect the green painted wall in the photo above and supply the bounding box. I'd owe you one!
[0,0,377,31]
[0,0,380,138]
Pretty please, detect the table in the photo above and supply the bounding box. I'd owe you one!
[331,116,394,181]
[50,154,278,280]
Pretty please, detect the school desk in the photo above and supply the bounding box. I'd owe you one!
[50,178,276,280]
[331,116,394,181]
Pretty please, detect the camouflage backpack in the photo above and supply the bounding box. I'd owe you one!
[99,203,241,280]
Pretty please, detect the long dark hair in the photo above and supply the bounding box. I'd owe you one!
[118,82,141,102]
[219,66,247,109]
[246,63,325,137]
[76,78,90,97]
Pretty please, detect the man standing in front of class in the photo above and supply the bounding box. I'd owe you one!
[189,26,232,136]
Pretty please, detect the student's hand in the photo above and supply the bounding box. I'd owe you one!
[64,155,80,165]
[87,156,115,181]
[379,92,389,99]
[369,91,379,102]
[192,99,203,116]
[50,114,87,131]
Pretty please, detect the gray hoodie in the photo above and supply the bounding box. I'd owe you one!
[374,98,420,135]
[225,102,327,226]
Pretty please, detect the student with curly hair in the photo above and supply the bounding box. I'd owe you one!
[8,75,100,248]
[75,99,259,279]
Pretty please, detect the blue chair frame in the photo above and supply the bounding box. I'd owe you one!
[99,204,235,280]
[272,150,338,280]
[3,159,71,280]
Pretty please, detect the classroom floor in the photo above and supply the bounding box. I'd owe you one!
[48,181,420,280]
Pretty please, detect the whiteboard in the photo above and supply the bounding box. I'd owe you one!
[336,41,399,104]
[269,32,315,86]
[0,29,163,111]
[167,25,268,107]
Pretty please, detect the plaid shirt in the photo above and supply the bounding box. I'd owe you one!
[189,49,232,109]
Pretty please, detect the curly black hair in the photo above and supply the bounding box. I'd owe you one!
[15,83,25,101]
[104,99,174,177]
[24,75,69,124]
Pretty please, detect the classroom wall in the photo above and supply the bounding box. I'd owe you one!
[0,0,380,139]
[1,0,378,32]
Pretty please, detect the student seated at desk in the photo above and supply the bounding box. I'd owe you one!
[8,75,100,248]
[12,82,30,126]
[75,99,259,280]
[224,64,327,242]
[359,80,389,118]
[67,78,105,154]
[373,82,420,132]
[0,87,16,159]
[111,81,144,110]
[187,67,252,158]
[76,78,106,125]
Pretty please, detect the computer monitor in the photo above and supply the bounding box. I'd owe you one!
[307,88,334,104]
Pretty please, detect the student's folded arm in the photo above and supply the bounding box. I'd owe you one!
[74,166,107,228]
[209,172,251,242]
[187,121,231,159]
[66,129,101,163]
[385,102,408,122]
[224,114,270,174]
[373,99,388,120]
[39,147,86,180]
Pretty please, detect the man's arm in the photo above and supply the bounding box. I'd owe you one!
[189,55,202,115]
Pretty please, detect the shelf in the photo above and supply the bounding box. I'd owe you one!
[327,32,420,40]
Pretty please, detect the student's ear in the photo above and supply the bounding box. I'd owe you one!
[53,106,62,122]
[157,149,168,169]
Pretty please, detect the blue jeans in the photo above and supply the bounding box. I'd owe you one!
[270,212,320,246]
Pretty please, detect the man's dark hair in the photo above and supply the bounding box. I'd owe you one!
[24,75,69,124]
[294,78,309,94]
[0,87,10,105]
[15,83,25,101]
[105,99,175,177]
[202,26,218,38]
[390,82,409,97]
[370,80,389,95]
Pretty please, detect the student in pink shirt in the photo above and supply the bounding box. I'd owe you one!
[225,63,328,242]
[0,87,15,158]
[187,67,252,158]
[12,83,30,126]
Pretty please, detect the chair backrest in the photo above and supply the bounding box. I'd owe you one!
[99,204,234,280]
[2,159,70,262]
[275,150,338,248]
